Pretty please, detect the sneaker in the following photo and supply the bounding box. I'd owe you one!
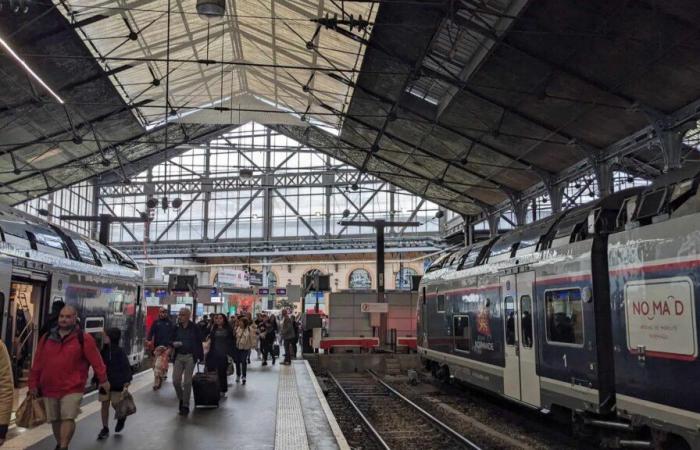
[115,417,126,433]
[235,375,240,383]
[262,361,267,366]
[97,427,109,440]
[179,406,189,416]
[242,377,246,385]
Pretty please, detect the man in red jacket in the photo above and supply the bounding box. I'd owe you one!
[29,305,109,450]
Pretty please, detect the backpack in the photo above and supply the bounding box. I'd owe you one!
[237,327,256,350]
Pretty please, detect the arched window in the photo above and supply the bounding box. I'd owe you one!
[349,269,371,289]
[267,271,277,289]
[395,267,417,290]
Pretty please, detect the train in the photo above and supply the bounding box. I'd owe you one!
[418,166,700,449]
[0,203,144,390]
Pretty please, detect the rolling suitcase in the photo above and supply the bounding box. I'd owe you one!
[192,364,220,408]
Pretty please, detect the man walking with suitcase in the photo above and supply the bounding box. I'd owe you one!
[170,308,203,416]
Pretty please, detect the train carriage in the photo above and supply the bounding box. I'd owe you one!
[418,168,700,448]
[0,204,144,395]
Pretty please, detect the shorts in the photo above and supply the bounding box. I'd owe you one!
[98,388,124,404]
[44,393,83,422]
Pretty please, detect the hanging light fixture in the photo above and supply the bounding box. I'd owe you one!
[196,0,226,21]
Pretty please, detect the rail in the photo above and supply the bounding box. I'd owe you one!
[367,369,482,450]
[327,371,391,450]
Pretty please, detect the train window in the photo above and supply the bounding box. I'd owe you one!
[456,250,471,270]
[84,317,104,332]
[72,239,97,265]
[545,289,584,346]
[437,294,445,313]
[453,315,470,352]
[504,296,516,346]
[520,295,533,348]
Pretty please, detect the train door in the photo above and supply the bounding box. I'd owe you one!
[501,272,541,406]
[0,258,11,347]
[8,275,47,390]
[501,274,520,400]
[516,271,540,407]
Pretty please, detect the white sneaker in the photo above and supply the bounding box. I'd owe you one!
[235,375,240,383]
[242,377,246,385]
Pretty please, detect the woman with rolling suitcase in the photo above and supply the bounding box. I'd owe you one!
[205,314,235,396]
[233,317,256,384]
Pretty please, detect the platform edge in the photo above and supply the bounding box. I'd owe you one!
[303,360,350,450]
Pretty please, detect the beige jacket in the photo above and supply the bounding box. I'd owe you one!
[0,340,13,427]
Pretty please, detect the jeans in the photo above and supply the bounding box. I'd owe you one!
[234,360,247,378]
[261,340,275,362]
[172,353,195,407]
[283,339,294,363]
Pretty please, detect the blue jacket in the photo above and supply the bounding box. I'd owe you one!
[148,318,174,348]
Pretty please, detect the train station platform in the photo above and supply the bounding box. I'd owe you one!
[4,359,348,450]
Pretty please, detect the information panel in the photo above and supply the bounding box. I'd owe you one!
[624,276,697,360]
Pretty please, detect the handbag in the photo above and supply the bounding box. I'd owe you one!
[114,390,137,420]
[15,395,46,429]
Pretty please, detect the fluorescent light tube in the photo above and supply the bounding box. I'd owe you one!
[0,34,64,104]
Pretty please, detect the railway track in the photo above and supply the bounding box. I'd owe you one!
[327,370,482,450]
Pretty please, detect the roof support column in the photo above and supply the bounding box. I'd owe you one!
[462,214,474,247]
[547,182,564,214]
[650,120,696,172]
[487,213,500,238]
[90,178,100,240]
[592,159,614,197]
[202,142,211,240]
[512,198,528,226]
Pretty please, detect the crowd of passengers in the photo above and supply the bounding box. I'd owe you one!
[0,304,303,450]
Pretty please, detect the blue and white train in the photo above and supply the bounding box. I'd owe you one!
[418,167,700,449]
[0,204,144,386]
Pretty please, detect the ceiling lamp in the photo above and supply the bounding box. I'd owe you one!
[196,0,226,21]
[240,168,254,180]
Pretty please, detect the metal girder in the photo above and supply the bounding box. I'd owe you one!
[114,235,441,259]
[336,182,386,237]
[334,186,372,223]
[154,192,202,243]
[398,199,426,236]
[98,198,140,243]
[272,188,320,239]
[98,168,371,197]
[339,110,516,196]
[213,189,263,242]
[436,0,529,120]
[275,124,491,212]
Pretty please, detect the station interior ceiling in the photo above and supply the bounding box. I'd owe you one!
[2,0,700,269]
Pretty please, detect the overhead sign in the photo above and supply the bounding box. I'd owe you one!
[361,302,389,313]
[276,288,287,296]
[258,288,269,295]
[217,269,249,289]
[625,276,697,360]
[249,272,263,286]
